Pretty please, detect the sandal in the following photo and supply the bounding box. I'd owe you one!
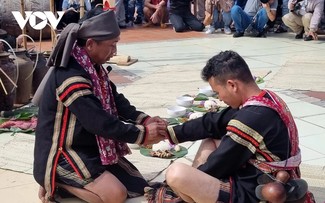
[144,183,184,203]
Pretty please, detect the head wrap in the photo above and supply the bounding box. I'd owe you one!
[47,9,120,68]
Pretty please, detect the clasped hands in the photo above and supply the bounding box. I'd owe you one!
[143,116,169,145]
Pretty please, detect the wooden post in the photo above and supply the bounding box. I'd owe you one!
[50,0,55,47]
[80,0,85,19]
[20,0,27,49]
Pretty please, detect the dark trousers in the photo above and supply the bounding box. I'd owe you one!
[169,11,204,32]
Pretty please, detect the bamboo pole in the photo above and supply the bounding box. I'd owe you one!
[80,0,85,19]
[50,0,55,47]
[20,0,27,49]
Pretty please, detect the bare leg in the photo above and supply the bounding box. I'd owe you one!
[84,171,127,203]
[192,138,221,168]
[166,162,220,203]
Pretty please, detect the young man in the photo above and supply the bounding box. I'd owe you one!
[152,51,309,202]
[34,8,167,203]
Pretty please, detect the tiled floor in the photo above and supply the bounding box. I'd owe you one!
[2,25,325,202]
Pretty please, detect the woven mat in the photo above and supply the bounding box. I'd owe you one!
[0,132,34,174]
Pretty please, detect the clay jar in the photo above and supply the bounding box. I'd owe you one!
[9,48,34,104]
[0,51,17,111]
[28,51,49,95]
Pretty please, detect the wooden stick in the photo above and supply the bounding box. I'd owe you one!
[50,0,55,47]
[80,0,85,19]
[0,78,8,95]
[39,30,42,52]
[0,68,18,88]
[20,0,27,49]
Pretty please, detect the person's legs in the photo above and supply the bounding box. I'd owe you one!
[282,12,303,35]
[235,0,248,9]
[197,0,206,21]
[222,11,232,34]
[206,8,219,34]
[169,13,187,32]
[183,12,205,31]
[301,13,312,34]
[192,138,221,168]
[128,0,136,22]
[231,5,252,36]
[134,0,144,23]
[166,162,221,203]
[115,0,127,27]
[143,6,154,23]
[84,171,127,203]
[255,8,268,33]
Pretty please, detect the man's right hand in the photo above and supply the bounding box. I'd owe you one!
[143,122,167,145]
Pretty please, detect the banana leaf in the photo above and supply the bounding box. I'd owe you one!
[194,93,209,101]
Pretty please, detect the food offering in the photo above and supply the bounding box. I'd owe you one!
[140,140,187,159]
[166,92,228,125]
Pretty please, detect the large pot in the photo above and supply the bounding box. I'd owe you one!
[0,51,17,111]
[0,0,51,39]
[28,51,49,95]
[9,48,34,104]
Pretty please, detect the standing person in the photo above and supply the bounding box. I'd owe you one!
[33,8,167,203]
[169,0,205,32]
[282,0,324,40]
[143,0,169,27]
[146,50,313,203]
[231,0,278,37]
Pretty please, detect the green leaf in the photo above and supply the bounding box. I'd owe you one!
[191,105,207,112]
[194,93,209,101]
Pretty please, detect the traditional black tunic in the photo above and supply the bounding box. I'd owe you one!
[34,57,149,197]
[167,92,292,203]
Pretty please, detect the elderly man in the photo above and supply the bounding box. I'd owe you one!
[282,0,324,41]
[145,51,314,203]
[33,8,167,203]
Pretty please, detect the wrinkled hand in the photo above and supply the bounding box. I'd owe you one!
[308,31,318,40]
[145,116,168,126]
[143,122,168,145]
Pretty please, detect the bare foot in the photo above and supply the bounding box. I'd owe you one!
[143,21,154,28]
[160,23,167,29]
[38,186,46,203]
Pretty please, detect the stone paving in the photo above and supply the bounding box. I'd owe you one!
[0,26,325,203]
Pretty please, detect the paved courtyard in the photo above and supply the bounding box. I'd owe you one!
[0,26,325,202]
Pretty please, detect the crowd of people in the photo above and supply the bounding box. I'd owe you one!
[56,0,324,41]
[33,5,316,203]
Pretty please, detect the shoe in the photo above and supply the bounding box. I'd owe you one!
[205,27,216,34]
[303,35,313,41]
[134,17,143,25]
[233,32,244,38]
[295,30,304,39]
[224,27,232,35]
[274,25,287,33]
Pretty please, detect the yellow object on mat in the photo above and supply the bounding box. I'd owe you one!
[107,55,138,66]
